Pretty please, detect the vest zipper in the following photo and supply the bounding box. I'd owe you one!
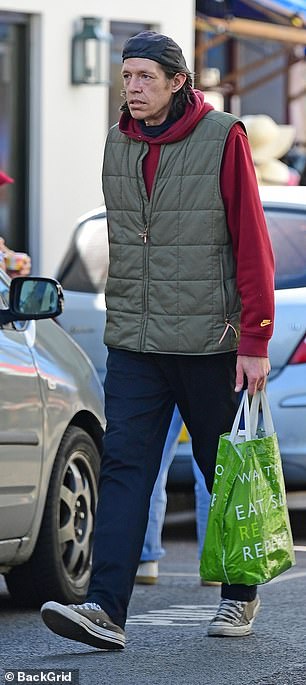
[137,143,160,350]
[219,252,228,319]
[218,252,238,344]
[139,221,149,350]
[138,226,148,243]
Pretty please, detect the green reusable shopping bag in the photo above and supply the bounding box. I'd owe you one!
[200,390,295,585]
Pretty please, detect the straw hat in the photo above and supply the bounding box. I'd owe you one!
[242,115,296,165]
[257,159,300,186]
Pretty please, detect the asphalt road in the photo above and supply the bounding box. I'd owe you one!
[0,500,305,685]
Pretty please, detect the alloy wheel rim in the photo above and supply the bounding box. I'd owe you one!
[58,450,97,586]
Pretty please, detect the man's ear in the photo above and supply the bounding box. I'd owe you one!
[172,72,187,93]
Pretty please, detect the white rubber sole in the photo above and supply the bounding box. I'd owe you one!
[41,601,125,650]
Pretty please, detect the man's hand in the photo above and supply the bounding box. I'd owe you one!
[235,355,271,395]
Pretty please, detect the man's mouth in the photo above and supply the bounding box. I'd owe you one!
[129,100,146,106]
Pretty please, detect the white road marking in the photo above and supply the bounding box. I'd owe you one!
[127,604,217,626]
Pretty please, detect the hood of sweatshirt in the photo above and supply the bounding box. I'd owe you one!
[119,89,214,144]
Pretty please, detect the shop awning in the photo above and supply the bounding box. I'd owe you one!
[196,16,306,43]
[234,0,306,23]
[260,0,306,22]
[196,0,306,24]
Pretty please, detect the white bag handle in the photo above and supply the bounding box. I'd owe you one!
[229,390,251,444]
[249,389,275,438]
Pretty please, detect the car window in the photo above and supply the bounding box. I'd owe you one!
[264,207,306,290]
[56,214,109,294]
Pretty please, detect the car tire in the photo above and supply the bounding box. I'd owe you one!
[5,425,101,608]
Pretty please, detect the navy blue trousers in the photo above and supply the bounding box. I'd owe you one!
[87,348,257,627]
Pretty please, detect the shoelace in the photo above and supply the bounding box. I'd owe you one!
[214,599,245,624]
[70,602,102,611]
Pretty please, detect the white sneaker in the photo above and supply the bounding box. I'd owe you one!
[207,596,261,637]
[135,561,158,585]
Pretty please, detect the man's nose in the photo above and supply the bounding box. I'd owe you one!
[128,76,142,91]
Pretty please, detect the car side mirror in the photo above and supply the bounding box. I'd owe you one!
[0,277,64,325]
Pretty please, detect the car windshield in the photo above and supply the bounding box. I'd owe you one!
[265,207,306,290]
[56,214,108,294]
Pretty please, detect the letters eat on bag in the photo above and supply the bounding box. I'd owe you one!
[200,390,295,585]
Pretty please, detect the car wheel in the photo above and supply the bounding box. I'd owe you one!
[5,425,101,607]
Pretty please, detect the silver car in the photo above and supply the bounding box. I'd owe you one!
[0,272,105,607]
[260,186,306,489]
[56,187,306,489]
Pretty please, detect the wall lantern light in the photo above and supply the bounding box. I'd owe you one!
[71,17,112,85]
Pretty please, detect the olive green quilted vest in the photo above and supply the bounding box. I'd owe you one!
[102,110,242,355]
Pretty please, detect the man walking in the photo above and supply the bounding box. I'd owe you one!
[41,30,274,650]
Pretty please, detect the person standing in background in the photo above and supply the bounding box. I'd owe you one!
[0,170,31,277]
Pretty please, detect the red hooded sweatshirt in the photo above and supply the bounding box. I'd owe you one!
[119,90,275,357]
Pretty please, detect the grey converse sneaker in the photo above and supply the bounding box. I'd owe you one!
[41,601,125,650]
[207,596,260,637]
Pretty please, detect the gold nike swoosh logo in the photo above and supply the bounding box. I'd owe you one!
[260,319,272,327]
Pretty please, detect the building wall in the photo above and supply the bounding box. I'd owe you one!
[1,1,195,275]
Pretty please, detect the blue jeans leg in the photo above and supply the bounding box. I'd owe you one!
[192,457,211,559]
[141,405,183,562]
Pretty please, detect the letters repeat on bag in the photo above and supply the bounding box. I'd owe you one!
[200,390,295,585]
